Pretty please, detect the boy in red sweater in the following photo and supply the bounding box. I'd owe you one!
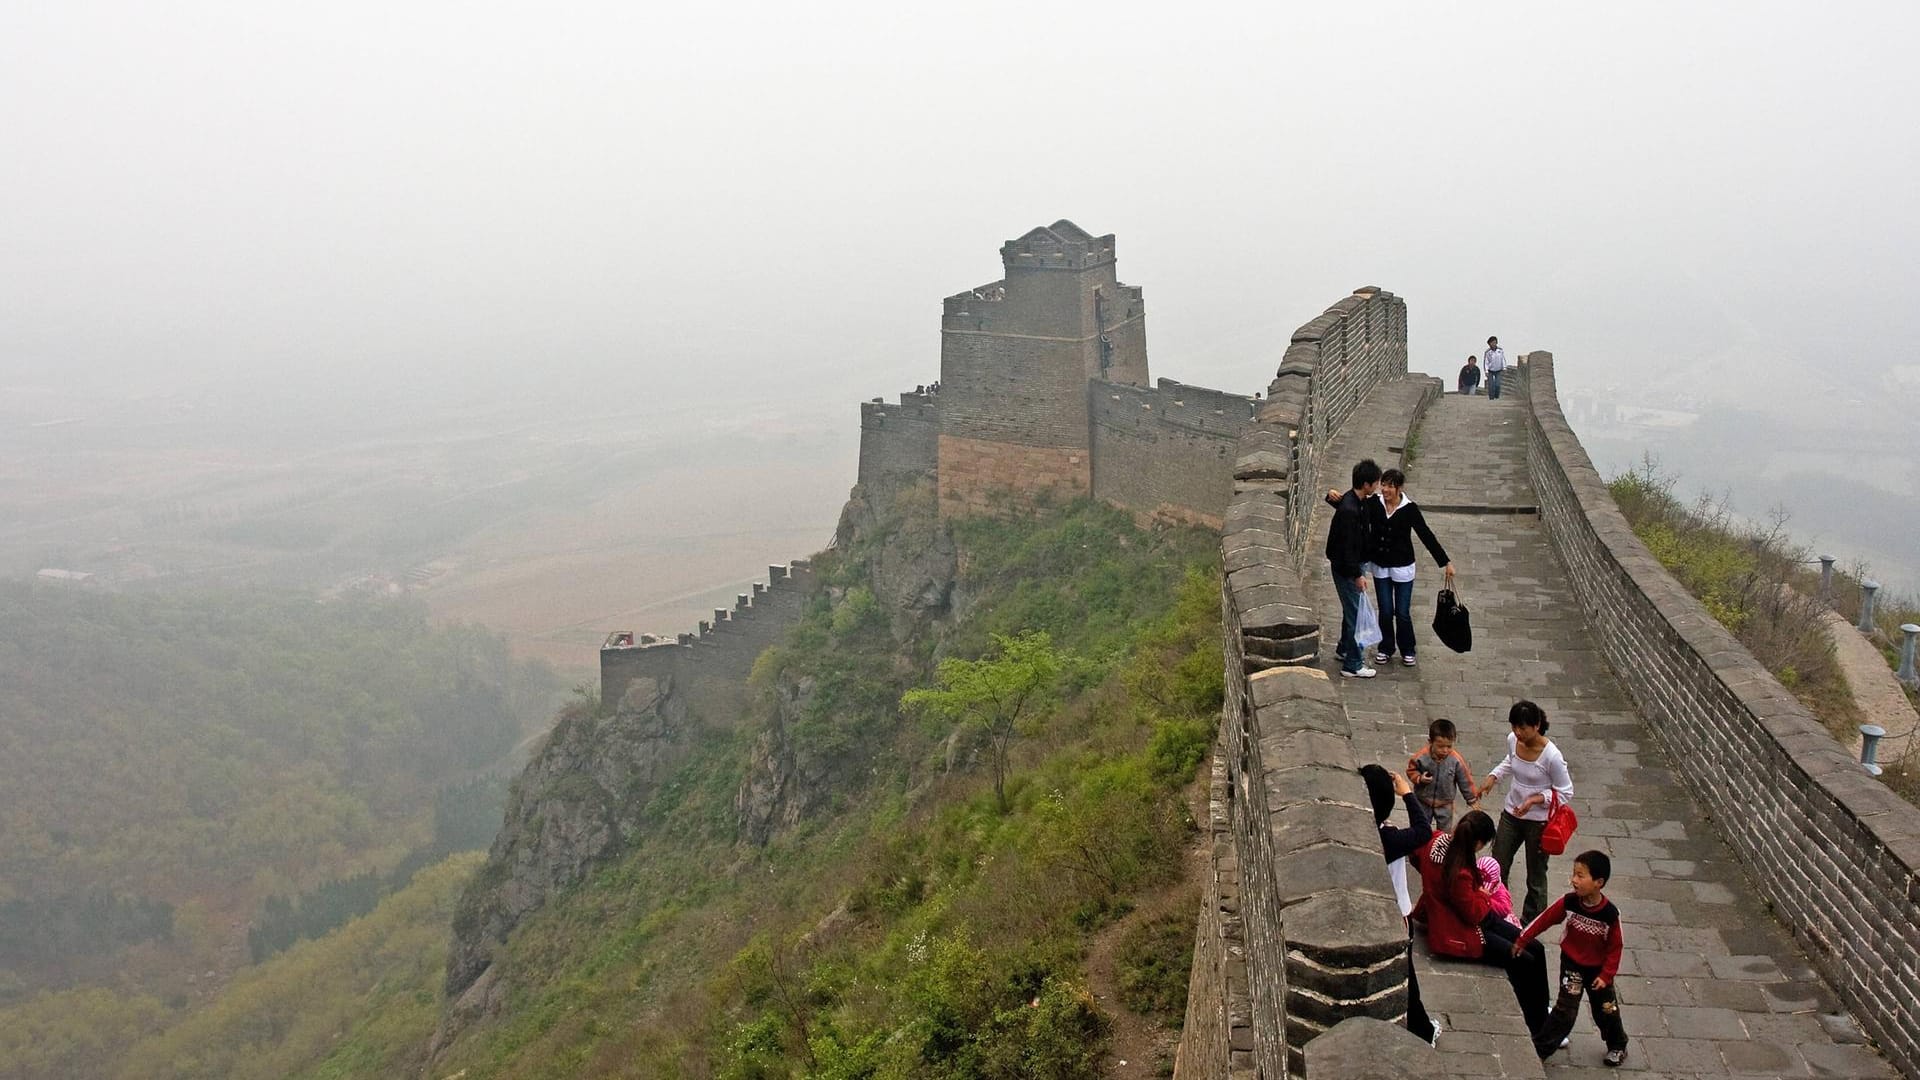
[1513,850,1630,1066]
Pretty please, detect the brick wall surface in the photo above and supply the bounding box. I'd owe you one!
[1519,352,1920,1079]
[935,434,1089,516]
[1090,379,1257,527]
[856,390,940,502]
[939,330,1096,451]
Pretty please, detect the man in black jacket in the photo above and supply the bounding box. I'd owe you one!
[1327,459,1382,677]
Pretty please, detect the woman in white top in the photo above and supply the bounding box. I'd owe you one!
[1474,699,1573,925]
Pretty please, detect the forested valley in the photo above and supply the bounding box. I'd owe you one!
[0,585,561,1078]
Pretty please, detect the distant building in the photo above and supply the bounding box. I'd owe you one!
[36,568,94,583]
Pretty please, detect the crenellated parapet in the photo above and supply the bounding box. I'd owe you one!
[600,560,818,721]
[1179,286,1429,1080]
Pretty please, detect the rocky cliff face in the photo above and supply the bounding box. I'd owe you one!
[442,673,689,1009]
[734,672,834,846]
[834,478,957,636]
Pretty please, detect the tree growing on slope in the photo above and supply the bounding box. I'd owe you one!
[903,631,1066,813]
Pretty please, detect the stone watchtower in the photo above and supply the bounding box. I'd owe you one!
[935,220,1149,516]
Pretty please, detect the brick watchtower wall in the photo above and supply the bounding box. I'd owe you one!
[936,220,1150,516]
[855,388,941,511]
[1178,288,1423,1080]
[1519,353,1920,1078]
[1090,378,1258,528]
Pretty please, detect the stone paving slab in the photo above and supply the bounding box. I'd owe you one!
[1304,388,1898,1079]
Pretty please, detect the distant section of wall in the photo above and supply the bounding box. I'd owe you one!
[856,388,940,508]
[599,560,818,725]
[1253,288,1409,560]
[1091,378,1257,527]
[1520,353,1920,1080]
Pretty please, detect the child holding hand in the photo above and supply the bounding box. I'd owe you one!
[1408,718,1477,831]
[1513,850,1630,1067]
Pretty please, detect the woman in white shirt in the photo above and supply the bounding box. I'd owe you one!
[1474,700,1573,925]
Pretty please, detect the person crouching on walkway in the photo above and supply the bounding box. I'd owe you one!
[1458,354,1481,395]
[1413,809,1551,1038]
[1326,459,1382,678]
[1366,468,1454,666]
[1476,700,1574,925]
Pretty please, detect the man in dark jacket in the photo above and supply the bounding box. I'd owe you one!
[1327,459,1382,677]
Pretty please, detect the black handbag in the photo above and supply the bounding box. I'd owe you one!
[1432,588,1472,653]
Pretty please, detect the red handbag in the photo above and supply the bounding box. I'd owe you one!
[1540,792,1578,856]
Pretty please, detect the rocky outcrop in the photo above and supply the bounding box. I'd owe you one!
[834,478,957,635]
[442,673,690,1006]
[734,673,837,846]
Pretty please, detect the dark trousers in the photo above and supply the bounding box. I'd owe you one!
[1475,915,1551,1037]
[1373,575,1417,657]
[1405,938,1435,1043]
[1332,572,1364,672]
[1534,956,1628,1057]
[1493,811,1551,925]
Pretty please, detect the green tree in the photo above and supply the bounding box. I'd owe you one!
[903,631,1065,813]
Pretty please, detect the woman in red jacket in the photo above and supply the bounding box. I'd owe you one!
[1415,810,1550,1037]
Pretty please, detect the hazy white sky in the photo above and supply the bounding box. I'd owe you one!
[5,1,1917,416]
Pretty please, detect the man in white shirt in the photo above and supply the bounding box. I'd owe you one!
[1484,336,1508,400]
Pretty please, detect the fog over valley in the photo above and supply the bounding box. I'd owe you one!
[8,3,1916,618]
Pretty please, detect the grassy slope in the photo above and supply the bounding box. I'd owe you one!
[425,500,1223,1079]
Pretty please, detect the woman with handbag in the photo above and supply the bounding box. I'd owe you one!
[1474,700,1575,925]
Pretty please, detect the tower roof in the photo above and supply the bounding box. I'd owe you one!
[1001,220,1115,271]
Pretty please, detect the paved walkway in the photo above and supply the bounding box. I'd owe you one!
[1308,388,1897,1079]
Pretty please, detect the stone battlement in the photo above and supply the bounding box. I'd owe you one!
[997,219,1117,271]
[599,560,818,719]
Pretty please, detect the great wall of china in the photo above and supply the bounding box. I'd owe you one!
[602,223,1920,1079]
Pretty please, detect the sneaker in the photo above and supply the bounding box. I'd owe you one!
[1561,1037,1570,1049]
[1374,651,1391,664]
[1402,654,1417,666]
[1343,666,1378,679]
[1428,1017,1442,1048]
[1603,1047,1627,1067]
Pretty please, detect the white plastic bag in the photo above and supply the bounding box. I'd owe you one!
[1354,591,1384,650]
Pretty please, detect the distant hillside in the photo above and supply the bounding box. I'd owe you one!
[0,852,482,1080]
[0,583,561,999]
